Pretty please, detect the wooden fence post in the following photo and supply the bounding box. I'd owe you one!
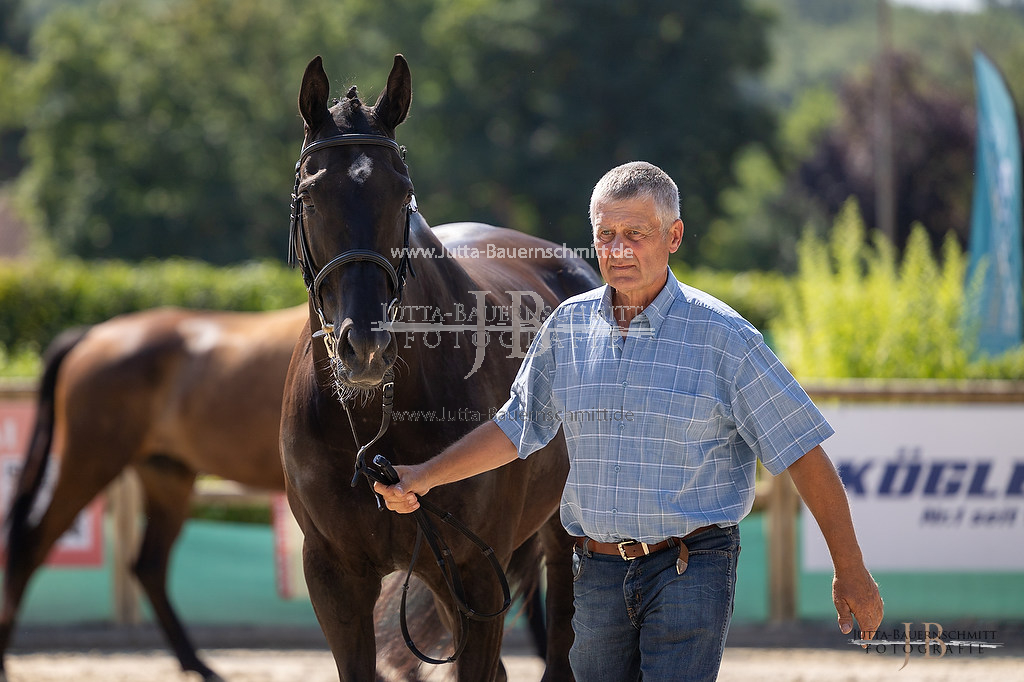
[107,470,143,625]
[767,473,798,621]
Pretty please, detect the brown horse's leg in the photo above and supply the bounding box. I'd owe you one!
[301,531,380,681]
[132,457,221,681]
[539,517,576,682]
[0,449,124,674]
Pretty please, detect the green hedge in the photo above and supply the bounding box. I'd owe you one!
[0,257,307,353]
[0,255,787,364]
[3,223,1023,382]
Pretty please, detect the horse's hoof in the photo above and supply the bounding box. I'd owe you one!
[202,673,227,682]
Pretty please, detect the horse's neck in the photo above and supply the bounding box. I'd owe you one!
[397,219,490,387]
[406,216,480,310]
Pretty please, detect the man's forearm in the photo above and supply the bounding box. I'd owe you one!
[788,444,884,636]
[787,445,864,570]
[423,420,521,489]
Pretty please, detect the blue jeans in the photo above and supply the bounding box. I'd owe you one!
[568,525,740,682]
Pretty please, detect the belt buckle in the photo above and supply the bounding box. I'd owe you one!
[617,540,649,561]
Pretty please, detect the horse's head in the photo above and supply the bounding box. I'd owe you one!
[290,55,413,394]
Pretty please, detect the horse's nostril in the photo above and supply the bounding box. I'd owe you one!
[339,326,392,367]
[337,326,355,362]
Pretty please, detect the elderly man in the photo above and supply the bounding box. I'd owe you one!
[376,161,883,681]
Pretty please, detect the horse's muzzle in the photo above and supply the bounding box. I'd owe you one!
[331,324,396,388]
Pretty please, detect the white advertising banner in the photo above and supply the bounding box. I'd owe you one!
[801,404,1024,572]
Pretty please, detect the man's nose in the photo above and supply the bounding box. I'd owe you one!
[605,234,630,260]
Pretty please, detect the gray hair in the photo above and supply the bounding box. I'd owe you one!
[589,161,680,236]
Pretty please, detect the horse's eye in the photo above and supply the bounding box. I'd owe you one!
[299,193,315,210]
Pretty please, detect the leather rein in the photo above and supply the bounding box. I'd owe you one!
[288,132,511,665]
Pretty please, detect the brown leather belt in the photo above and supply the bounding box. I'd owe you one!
[574,524,715,561]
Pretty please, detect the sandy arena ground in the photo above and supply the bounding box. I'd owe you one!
[4,647,1024,682]
[5,620,1022,682]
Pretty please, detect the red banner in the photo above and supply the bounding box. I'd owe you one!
[272,493,307,599]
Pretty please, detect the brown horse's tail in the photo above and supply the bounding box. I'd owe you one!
[4,326,90,573]
[505,533,548,657]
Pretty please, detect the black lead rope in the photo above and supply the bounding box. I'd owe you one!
[360,455,512,665]
[344,386,511,665]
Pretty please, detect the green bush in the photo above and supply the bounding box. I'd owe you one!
[0,257,307,356]
[771,199,1024,380]
[0,344,41,378]
[2,254,788,370]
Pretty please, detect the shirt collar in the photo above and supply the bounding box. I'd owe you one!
[597,266,682,335]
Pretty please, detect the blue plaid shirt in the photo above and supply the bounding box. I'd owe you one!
[493,268,833,543]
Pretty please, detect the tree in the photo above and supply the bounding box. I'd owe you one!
[985,0,1024,16]
[10,0,777,263]
[797,52,976,253]
[412,0,778,263]
[0,0,31,55]
[13,0,371,262]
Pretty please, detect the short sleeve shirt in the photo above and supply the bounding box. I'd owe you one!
[493,268,834,543]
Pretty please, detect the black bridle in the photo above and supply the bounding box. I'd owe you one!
[287,132,510,665]
[288,133,416,361]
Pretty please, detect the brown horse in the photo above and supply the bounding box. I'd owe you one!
[0,305,305,681]
[0,310,550,682]
[280,54,599,681]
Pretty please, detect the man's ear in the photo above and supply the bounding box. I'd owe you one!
[668,219,684,253]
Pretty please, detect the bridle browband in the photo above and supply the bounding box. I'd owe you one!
[286,131,509,665]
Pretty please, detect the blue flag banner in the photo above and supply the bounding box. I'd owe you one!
[967,50,1023,356]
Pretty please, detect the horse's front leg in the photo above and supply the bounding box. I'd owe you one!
[302,531,381,681]
[453,614,505,682]
[422,568,506,682]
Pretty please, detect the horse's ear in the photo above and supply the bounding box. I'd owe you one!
[374,54,412,133]
[299,56,331,133]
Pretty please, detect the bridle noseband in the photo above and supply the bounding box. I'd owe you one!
[288,133,416,361]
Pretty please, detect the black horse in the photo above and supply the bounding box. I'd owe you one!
[280,55,599,681]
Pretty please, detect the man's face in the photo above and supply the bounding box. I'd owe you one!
[592,195,683,307]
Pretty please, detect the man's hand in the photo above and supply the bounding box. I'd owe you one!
[371,421,521,514]
[833,564,883,641]
[373,464,430,513]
